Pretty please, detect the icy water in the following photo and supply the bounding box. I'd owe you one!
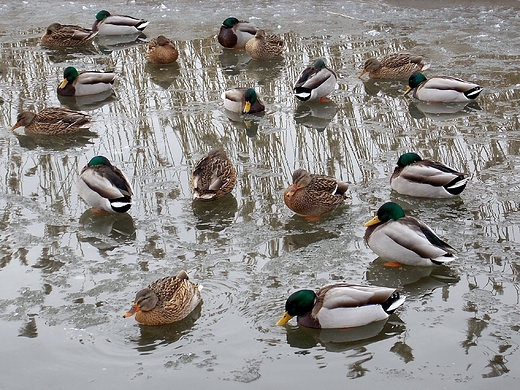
[1,0,520,388]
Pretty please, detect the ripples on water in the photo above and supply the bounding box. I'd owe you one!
[0,0,520,387]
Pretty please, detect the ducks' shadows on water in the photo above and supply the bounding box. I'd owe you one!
[408,100,482,121]
[78,210,136,246]
[15,131,97,151]
[58,89,117,111]
[294,101,338,133]
[223,109,263,138]
[192,193,238,232]
[145,62,181,89]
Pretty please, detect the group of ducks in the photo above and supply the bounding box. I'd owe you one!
[10,12,478,330]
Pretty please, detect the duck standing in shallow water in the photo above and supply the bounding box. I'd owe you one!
[92,10,149,35]
[124,270,203,326]
[190,149,237,201]
[391,152,469,198]
[76,156,133,213]
[294,59,337,102]
[276,283,405,329]
[364,202,457,267]
[221,87,265,114]
[218,17,257,49]
[284,169,349,219]
[11,107,90,135]
[40,23,97,47]
[404,72,483,103]
[146,35,178,64]
[245,29,284,60]
[57,66,116,96]
[358,53,429,79]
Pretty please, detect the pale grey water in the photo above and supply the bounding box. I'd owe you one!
[0,0,520,388]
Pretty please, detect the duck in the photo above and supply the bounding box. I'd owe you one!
[10,107,90,135]
[294,59,337,102]
[191,149,237,201]
[146,35,178,64]
[76,156,133,213]
[391,152,469,198]
[245,29,284,60]
[221,87,265,114]
[57,66,116,97]
[92,10,149,36]
[404,72,483,103]
[218,17,257,49]
[124,270,203,326]
[276,283,405,329]
[40,23,97,47]
[364,202,457,267]
[358,53,430,79]
[284,169,349,219]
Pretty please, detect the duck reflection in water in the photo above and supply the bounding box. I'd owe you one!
[294,100,338,132]
[79,209,136,240]
[58,89,117,111]
[408,100,482,121]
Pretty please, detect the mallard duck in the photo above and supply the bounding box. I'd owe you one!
[146,35,178,64]
[57,66,116,97]
[358,53,429,79]
[364,202,457,267]
[221,87,265,114]
[245,29,284,60]
[76,156,133,213]
[404,72,483,103]
[92,10,149,35]
[191,149,237,201]
[124,270,202,326]
[40,23,97,47]
[276,283,405,329]
[10,107,90,135]
[391,152,469,198]
[218,17,257,49]
[284,169,349,218]
[294,59,337,102]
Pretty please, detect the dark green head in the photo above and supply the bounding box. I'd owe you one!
[63,66,79,83]
[285,289,316,316]
[88,156,112,167]
[244,88,258,103]
[222,17,240,28]
[96,10,111,21]
[397,152,422,167]
[376,202,406,223]
[408,72,428,89]
[313,59,327,69]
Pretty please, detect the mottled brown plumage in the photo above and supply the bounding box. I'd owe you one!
[41,23,97,47]
[190,149,237,201]
[284,169,350,218]
[245,29,284,60]
[358,53,429,79]
[124,270,202,326]
[146,35,178,64]
[10,107,90,135]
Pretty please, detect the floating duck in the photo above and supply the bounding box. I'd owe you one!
[146,35,178,64]
[284,169,349,219]
[245,29,284,60]
[294,59,337,102]
[57,66,115,97]
[124,270,203,326]
[404,72,483,103]
[217,17,257,49]
[391,152,469,198]
[76,156,133,213]
[221,87,265,114]
[276,283,405,329]
[92,10,149,36]
[358,53,430,79]
[40,23,97,47]
[364,202,457,266]
[11,107,90,135]
[191,149,237,201]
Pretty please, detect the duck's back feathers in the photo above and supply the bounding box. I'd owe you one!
[93,10,149,35]
[191,149,237,201]
[245,29,284,60]
[41,23,97,47]
[294,59,337,101]
[359,53,429,79]
[146,35,178,64]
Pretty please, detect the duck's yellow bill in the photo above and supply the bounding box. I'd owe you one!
[59,79,69,89]
[364,215,381,227]
[404,86,412,95]
[276,311,293,326]
[243,101,251,114]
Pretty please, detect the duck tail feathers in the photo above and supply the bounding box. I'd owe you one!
[382,291,406,314]
[464,86,483,100]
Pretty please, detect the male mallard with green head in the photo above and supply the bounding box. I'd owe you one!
[404,72,483,103]
[218,17,257,49]
[222,87,265,114]
[276,283,405,328]
[57,66,116,96]
[92,10,149,35]
[76,156,133,213]
[364,202,457,266]
[294,59,337,102]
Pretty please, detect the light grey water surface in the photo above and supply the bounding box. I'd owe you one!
[1,0,520,388]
